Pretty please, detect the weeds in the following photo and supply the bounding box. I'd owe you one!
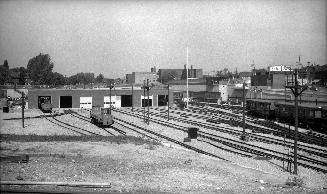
[285,176,304,187]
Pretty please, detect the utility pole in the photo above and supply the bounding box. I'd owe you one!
[22,92,25,128]
[240,82,248,141]
[186,47,189,109]
[108,81,114,114]
[285,58,307,175]
[141,79,151,125]
[167,84,170,121]
[14,84,24,128]
[147,79,150,125]
[131,84,134,112]
[143,80,146,123]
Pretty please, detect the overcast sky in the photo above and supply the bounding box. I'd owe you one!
[0,0,326,78]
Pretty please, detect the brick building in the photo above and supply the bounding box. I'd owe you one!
[28,86,172,109]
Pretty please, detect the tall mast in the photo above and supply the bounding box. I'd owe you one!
[186,47,189,109]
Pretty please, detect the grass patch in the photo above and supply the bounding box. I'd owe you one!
[285,176,304,187]
[0,134,161,146]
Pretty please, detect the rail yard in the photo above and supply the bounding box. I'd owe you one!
[1,102,327,193]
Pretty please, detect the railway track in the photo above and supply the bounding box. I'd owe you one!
[114,108,327,173]
[42,113,111,136]
[69,110,229,160]
[67,110,127,136]
[153,106,327,151]
[188,104,327,145]
[139,107,327,159]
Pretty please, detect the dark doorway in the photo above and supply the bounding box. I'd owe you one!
[158,95,168,106]
[142,99,152,107]
[60,96,72,108]
[38,96,51,109]
[121,95,132,107]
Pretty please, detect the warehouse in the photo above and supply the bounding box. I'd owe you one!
[28,86,172,109]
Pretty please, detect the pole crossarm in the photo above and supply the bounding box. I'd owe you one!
[285,85,308,97]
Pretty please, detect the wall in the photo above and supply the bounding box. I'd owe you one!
[251,75,268,86]
[170,84,207,92]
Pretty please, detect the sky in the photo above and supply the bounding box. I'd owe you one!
[0,0,326,78]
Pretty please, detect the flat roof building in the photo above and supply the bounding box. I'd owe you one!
[28,86,172,109]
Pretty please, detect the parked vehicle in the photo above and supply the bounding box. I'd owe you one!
[90,106,114,127]
[40,100,53,113]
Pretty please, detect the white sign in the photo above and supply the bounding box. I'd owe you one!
[269,66,292,72]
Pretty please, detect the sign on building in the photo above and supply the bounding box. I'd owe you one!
[269,66,292,72]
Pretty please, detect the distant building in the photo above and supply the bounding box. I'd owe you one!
[218,80,228,102]
[158,69,184,84]
[126,72,158,85]
[158,65,203,84]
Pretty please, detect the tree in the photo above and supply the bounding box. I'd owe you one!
[223,68,229,75]
[95,73,104,83]
[0,60,9,85]
[27,53,54,85]
[9,67,27,85]
[67,72,94,85]
[50,72,66,86]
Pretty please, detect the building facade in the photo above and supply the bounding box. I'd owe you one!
[126,72,158,85]
[28,87,172,109]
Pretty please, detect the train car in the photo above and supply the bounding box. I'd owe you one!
[275,102,324,130]
[321,107,327,132]
[40,101,53,113]
[90,106,114,127]
[246,99,276,119]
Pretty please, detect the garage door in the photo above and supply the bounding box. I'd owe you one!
[80,97,92,109]
[141,95,153,107]
[104,96,121,108]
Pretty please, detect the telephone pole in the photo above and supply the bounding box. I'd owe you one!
[285,57,307,175]
[167,84,170,121]
[240,82,248,141]
[141,79,151,125]
[108,81,114,114]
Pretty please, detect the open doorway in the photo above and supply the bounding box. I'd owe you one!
[60,96,72,108]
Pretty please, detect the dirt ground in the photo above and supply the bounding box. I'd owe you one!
[1,109,327,193]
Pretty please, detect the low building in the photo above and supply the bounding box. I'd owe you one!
[28,86,172,109]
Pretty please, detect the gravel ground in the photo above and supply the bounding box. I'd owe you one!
[111,108,327,189]
[1,108,327,193]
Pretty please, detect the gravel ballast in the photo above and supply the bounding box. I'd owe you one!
[1,108,327,193]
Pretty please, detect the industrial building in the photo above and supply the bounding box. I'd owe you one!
[28,86,172,109]
[158,65,203,84]
[126,72,158,85]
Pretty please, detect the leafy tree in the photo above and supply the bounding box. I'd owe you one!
[9,67,28,85]
[27,53,54,85]
[50,72,66,86]
[95,73,104,83]
[0,60,9,84]
[67,72,94,85]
